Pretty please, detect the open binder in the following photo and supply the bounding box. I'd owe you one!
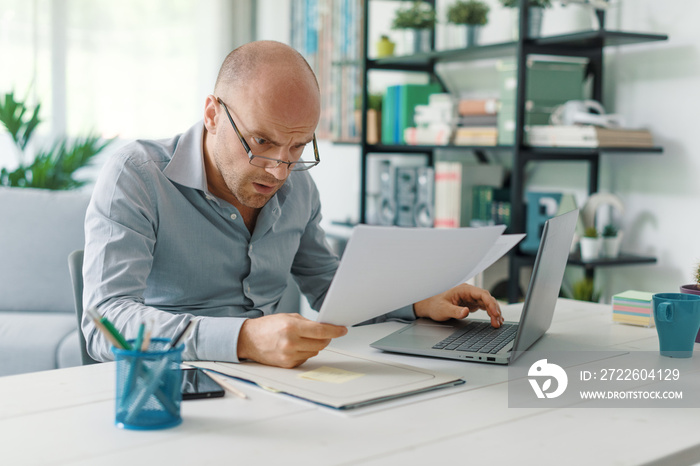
[188,348,464,410]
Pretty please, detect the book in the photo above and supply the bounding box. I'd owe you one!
[187,348,464,410]
[526,125,655,148]
[595,127,654,147]
[382,84,442,144]
[458,98,498,116]
[433,161,462,228]
[457,115,499,127]
[404,125,451,145]
[454,127,498,146]
[526,125,598,147]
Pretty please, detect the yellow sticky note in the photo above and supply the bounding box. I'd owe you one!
[298,366,365,384]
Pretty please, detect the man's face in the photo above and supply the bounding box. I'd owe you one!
[210,84,319,210]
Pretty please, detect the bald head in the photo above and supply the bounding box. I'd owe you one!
[214,41,319,97]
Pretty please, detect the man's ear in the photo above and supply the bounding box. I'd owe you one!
[203,95,219,134]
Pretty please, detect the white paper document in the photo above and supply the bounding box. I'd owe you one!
[317,225,524,327]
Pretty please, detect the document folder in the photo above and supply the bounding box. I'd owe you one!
[188,348,464,410]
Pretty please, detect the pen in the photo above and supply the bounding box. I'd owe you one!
[86,307,132,350]
[167,320,195,350]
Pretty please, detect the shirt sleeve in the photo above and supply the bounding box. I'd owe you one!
[288,174,340,311]
[82,151,245,363]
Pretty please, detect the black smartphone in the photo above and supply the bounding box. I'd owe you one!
[181,368,225,400]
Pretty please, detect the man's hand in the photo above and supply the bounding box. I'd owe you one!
[413,283,503,328]
[237,314,348,368]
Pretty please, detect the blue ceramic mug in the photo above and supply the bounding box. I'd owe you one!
[652,293,700,358]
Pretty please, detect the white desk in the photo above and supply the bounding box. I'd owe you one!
[2,299,699,466]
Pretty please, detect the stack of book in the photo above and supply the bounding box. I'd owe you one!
[595,127,655,147]
[433,161,462,228]
[612,290,655,327]
[404,93,453,146]
[526,125,654,148]
[454,97,499,146]
[382,84,442,145]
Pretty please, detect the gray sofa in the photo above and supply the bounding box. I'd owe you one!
[0,187,88,376]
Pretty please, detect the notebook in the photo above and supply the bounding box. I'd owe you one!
[370,209,578,365]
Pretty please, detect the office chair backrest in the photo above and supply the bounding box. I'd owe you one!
[68,249,99,365]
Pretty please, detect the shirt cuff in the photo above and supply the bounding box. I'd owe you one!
[195,316,248,363]
[354,304,417,326]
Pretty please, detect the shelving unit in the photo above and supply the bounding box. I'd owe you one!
[355,0,667,303]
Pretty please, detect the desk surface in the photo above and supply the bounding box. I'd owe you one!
[2,299,699,466]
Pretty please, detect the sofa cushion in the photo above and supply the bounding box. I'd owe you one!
[0,187,91,313]
[0,312,78,376]
[57,330,82,369]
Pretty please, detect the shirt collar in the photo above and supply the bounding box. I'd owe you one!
[163,121,208,192]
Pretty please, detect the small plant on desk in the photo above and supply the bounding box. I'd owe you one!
[680,262,700,296]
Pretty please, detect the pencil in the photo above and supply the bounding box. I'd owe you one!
[202,369,248,400]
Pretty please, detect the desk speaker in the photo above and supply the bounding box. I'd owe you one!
[377,161,397,226]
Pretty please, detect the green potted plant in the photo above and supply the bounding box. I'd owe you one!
[446,0,490,47]
[600,224,622,258]
[376,34,396,58]
[499,0,553,38]
[0,90,111,190]
[680,262,700,343]
[579,226,600,261]
[680,263,700,296]
[391,1,437,54]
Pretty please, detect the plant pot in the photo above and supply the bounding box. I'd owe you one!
[680,284,700,343]
[579,237,600,261]
[511,7,544,40]
[527,7,544,38]
[601,233,623,259]
[376,37,395,58]
[465,25,481,47]
[401,28,432,55]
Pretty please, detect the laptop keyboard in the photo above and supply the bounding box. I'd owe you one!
[431,321,518,354]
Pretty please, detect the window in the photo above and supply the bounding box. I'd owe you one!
[0,0,247,145]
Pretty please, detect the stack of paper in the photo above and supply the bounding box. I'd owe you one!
[612,290,655,327]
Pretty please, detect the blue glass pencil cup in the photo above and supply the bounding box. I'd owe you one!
[112,338,183,430]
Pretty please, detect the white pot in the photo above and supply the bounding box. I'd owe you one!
[601,233,623,259]
[579,237,601,261]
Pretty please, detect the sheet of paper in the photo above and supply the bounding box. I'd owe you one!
[317,224,506,327]
[457,234,525,286]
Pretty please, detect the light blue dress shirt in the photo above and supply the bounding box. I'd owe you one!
[83,122,415,363]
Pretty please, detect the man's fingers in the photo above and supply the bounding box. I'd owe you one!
[296,321,348,340]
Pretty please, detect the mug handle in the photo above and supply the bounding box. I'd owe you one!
[655,302,673,322]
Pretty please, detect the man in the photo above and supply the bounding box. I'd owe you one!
[83,41,503,368]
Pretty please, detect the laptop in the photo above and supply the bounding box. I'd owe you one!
[370,209,578,365]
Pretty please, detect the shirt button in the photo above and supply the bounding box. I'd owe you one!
[230,213,237,220]
[247,285,251,293]
[205,195,213,201]
[249,245,253,253]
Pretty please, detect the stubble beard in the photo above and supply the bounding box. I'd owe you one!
[216,160,282,210]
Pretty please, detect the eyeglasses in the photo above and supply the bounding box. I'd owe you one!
[216,97,320,172]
